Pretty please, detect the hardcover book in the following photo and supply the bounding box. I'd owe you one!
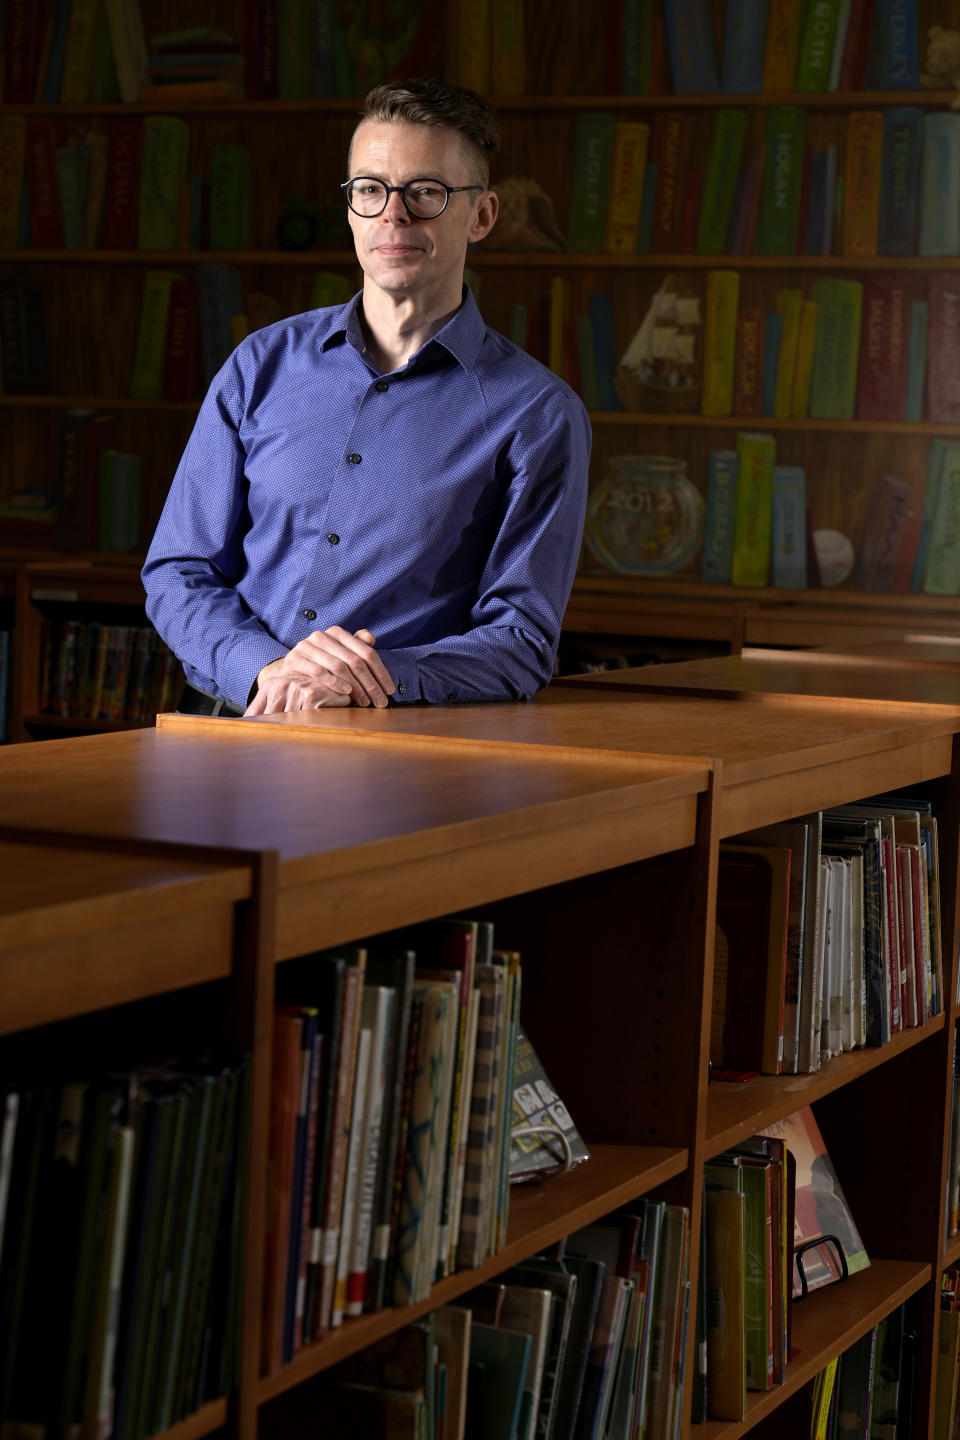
[878,107,922,255]
[762,0,804,90]
[754,107,805,256]
[702,269,740,417]
[904,299,927,422]
[927,275,960,424]
[773,287,802,419]
[841,111,883,257]
[857,473,911,592]
[731,430,776,586]
[772,466,807,588]
[919,112,960,257]
[509,1024,589,1180]
[567,112,617,254]
[790,299,818,418]
[722,0,767,92]
[662,0,718,93]
[649,111,695,253]
[855,272,909,421]
[923,445,960,596]
[734,307,764,415]
[794,0,842,91]
[137,115,189,251]
[864,0,918,88]
[701,449,739,584]
[695,109,748,256]
[808,278,863,420]
[603,120,650,255]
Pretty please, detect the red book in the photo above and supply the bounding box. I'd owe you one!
[3,0,44,103]
[162,277,199,401]
[649,111,695,253]
[890,509,922,594]
[679,169,701,254]
[25,119,63,249]
[855,273,909,421]
[103,118,142,251]
[734,308,765,416]
[839,0,876,90]
[927,274,960,424]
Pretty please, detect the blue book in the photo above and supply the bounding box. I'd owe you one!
[804,149,827,255]
[721,0,767,92]
[637,162,658,252]
[904,299,927,422]
[878,107,923,256]
[622,0,654,94]
[762,313,782,415]
[40,0,73,102]
[663,0,719,94]
[588,292,622,411]
[865,0,918,88]
[701,450,739,583]
[919,112,960,257]
[772,466,808,587]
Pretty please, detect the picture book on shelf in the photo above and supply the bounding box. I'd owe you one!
[509,1025,589,1182]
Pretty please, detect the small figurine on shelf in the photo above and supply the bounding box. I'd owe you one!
[477,176,565,251]
[614,274,702,414]
[920,25,960,106]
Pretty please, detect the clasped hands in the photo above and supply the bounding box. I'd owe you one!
[245,626,396,715]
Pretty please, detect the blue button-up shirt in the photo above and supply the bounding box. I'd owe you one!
[142,288,590,706]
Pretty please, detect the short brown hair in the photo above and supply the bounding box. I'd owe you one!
[353,78,500,187]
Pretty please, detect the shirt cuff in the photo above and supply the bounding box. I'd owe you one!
[375,650,426,704]
[221,632,288,710]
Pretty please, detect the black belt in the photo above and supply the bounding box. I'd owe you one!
[177,682,245,719]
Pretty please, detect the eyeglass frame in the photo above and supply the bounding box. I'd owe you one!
[340,177,485,219]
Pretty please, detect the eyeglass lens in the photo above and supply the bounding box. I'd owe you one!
[346,180,449,218]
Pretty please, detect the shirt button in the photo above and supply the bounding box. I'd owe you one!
[348,453,362,464]
[446,691,456,701]
[397,682,406,695]
[303,608,317,620]
[375,381,388,392]
[327,533,340,545]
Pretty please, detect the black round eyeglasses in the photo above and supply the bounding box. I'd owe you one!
[341,177,483,219]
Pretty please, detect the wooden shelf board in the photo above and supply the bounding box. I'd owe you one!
[706,1018,945,1155]
[570,575,960,615]
[696,1259,931,1440]
[256,1142,687,1402]
[146,1397,227,1440]
[588,412,960,436]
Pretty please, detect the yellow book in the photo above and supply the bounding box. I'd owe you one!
[790,299,818,418]
[935,1308,960,1440]
[762,0,804,92]
[492,0,524,94]
[457,0,492,94]
[811,1356,839,1440]
[603,121,650,255]
[731,430,776,586]
[702,270,740,417]
[704,1187,746,1422]
[548,274,568,380]
[842,111,883,258]
[774,287,803,420]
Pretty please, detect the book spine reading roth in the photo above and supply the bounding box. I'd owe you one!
[794,0,842,90]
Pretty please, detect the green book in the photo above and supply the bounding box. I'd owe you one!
[209,144,251,251]
[754,107,805,256]
[567,112,617,253]
[924,443,960,595]
[277,0,314,97]
[731,430,776,587]
[736,1159,771,1391]
[794,0,842,92]
[137,116,189,251]
[696,109,748,255]
[130,269,178,400]
[808,278,863,420]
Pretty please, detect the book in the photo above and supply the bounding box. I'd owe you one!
[105,0,150,102]
[566,113,617,254]
[649,111,695,253]
[329,1025,371,1328]
[345,986,393,1317]
[130,269,178,400]
[773,287,802,419]
[662,0,718,93]
[722,0,767,92]
[509,1023,589,1180]
[25,118,64,250]
[841,111,883,257]
[855,272,909,421]
[734,307,764,415]
[789,299,817,418]
[731,430,776,587]
[808,278,863,420]
[701,269,739,417]
[923,445,960,596]
[865,0,918,88]
[878,107,923,255]
[104,116,142,251]
[795,0,842,90]
[904,298,927,422]
[0,116,27,252]
[455,0,491,94]
[137,116,189,251]
[209,144,251,251]
[197,262,244,385]
[728,142,764,255]
[919,113,960,257]
[695,109,748,256]
[763,314,781,409]
[469,1321,531,1440]
[701,450,739,584]
[603,121,650,255]
[703,1182,746,1421]
[927,274,960,425]
[772,466,807,588]
[276,0,313,97]
[762,0,804,90]
[61,0,102,101]
[754,107,805,255]
[857,473,912,592]
[621,0,655,95]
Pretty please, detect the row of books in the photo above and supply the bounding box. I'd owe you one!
[0,1059,249,1440]
[564,102,950,261]
[703,1107,869,1421]
[712,791,943,1079]
[806,1300,918,1438]
[39,621,180,723]
[263,919,555,1372]
[658,0,918,97]
[936,1265,960,1438]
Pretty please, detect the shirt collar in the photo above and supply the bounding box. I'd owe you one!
[319,286,485,372]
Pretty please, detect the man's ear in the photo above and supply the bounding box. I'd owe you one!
[468,189,499,244]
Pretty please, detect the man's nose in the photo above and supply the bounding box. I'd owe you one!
[381,188,411,222]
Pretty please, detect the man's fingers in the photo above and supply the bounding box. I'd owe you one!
[355,628,376,644]
[322,625,395,702]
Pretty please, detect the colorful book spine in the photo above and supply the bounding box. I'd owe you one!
[924,445,960,595]
[603,121,650,255]
[104,116,142,250]
[567,112,617,253]
[857,472,911,591]
[794,0,842,90]
[865,0,918,88]
[0,116,27,251]
[762,312,781,415]
[722,0,767,92]
[808,278,863,419]
[701,449,739,582]
[131,269,178,399]
[662,0,718,93]
[773,287,803,419]
[878,107,922,256]
[762,0,804,90]
[732,430,776,586]
[137,116,189,251]
[841,111,883,257]
[904,299,927,422]
[911,440,948,591]
[209,144,251,251]
[927,274,960,424]
[919,112,960,258]
[838,0,876,88]
[702,269,740,416]
[621,0,654,94]
[855,272,909,421]
[60,0,101,102]
[734,307,764,415]
[163,276,199,401]
[696,109,748,255]
[649,111,694,252]
[754,107,805,255]
[790,299,818,418]
[772,465,807,587]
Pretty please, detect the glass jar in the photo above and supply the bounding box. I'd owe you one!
[584,455,705,577]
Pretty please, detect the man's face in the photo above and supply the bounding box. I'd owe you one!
[347,120,497,305]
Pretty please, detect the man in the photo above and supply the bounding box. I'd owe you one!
[142,78,590,716]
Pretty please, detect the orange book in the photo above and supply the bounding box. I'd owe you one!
[762,0,804,91]
[842,111,883,258]
[603,120,650,255]
[734,307,764,416]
